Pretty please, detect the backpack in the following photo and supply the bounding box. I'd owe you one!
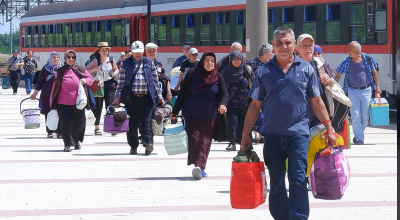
[366,54,379,72]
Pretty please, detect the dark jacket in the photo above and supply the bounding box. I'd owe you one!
[172,69,228,116]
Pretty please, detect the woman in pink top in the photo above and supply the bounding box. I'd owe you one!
[50,50,94,152]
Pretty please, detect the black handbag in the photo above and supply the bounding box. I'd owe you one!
[120,59,144,105]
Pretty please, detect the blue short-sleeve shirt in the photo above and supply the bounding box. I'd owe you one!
[248,55,321,136]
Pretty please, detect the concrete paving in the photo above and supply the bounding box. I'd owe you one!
[0,87,397,219]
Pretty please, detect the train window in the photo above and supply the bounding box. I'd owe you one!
[349,4,366,43]
[115,20,123,47]
[47,25,53,47]
[105,21,111,45]
[200,13,210,45]
[216,12,230,45]
[33,26,38,47]
[376,0,387,9]
[303,6,316,41]
[40,25,45,47]
[95,21,101,44]
[65,24,72,47]
[158,16,166,46]
[268,9,274,42]
[55,24,62,47]
[186,14,194,44]
[125,20,130,46]
[375,10,386,44]
[172,15,180,45]
[282,8,294,30]
[86,22,92,47]
[23,27,28,47]
[326,4,340,44]
[75,23,83,47]
[150,17,156,44]
[236,11,244,44]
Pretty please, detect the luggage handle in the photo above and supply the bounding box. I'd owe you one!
[375,93,381,106]
[106,105,126,115]
[20,98,42,114]
[162,115,185,130]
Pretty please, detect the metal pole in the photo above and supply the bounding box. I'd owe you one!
[26,0,30,10]
[10,18,12,54]
[147,0,151,43]
[245,0,268,59]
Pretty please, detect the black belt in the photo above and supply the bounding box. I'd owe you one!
[132,93,148,97]
[349,85,370,90]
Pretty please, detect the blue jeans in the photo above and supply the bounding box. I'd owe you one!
[348,87,372,142]
[24,73,35,92]
[263,133,309,220]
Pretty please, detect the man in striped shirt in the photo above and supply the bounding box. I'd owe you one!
[113,41,164,155]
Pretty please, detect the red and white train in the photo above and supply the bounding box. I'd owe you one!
[20,0,397,103]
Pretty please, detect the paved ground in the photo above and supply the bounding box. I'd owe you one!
[0,88,397,220]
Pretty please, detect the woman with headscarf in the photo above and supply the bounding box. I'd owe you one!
[171,51,228,180]
[50,50,94,152]
[222,50,254,151]
[30,51,63,138]
[85,42,119,135]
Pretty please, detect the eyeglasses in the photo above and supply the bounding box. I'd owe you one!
[66,56,76,59]
[297,44,314,48]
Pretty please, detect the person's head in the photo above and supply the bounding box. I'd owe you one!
[188,48,198,62]
[183,45,190,57]
[50,52,60,65]
[198,52,216,72]
[131,41,145,61]
[348,41,361,59]
[27,50,34,58]
[296,34,314,62]
[313,45,323,57]
[258,43,273,62]
[229,50,243,68]
[231,42,242,52]
[145,43,158,60]
[12,49,18,57]
[97,42,111,57]
[64,50,76,66]
[119,52,125,60]
[124,49,132,58]
[272,26,296,61]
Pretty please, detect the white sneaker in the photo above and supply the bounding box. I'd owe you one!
[192,167,202,180]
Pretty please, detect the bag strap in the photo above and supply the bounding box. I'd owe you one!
[8,56,18,69]
[127,58,144,90]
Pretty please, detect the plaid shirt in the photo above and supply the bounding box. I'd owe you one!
[336,52,377,93]
[116,58,162,100]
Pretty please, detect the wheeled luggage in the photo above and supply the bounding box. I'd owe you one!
[2,76,11,89]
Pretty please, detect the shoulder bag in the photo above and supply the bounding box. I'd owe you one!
[120,59,143,105]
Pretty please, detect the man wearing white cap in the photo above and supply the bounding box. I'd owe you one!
[113,41,164,155]
[174,47,199,91]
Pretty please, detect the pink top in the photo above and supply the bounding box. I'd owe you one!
[54,68,94,105]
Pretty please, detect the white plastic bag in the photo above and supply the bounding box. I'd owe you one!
[46,110,59,130]
[85,109,96,125]
[76,83,87,110]
[20,68,25,76]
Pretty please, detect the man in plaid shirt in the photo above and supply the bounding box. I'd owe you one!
[113,41,164,155]
[334,41,380,145]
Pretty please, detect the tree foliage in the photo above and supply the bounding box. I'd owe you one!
[0,30,20,54]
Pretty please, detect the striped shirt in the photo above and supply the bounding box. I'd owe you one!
[116,58,162,100]
[336,52,377,93]
[7,56,23,71]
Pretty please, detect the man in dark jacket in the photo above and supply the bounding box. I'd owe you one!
[217,42,248,73]
[113,41,164,155]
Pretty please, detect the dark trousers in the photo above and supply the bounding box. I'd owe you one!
[58,104,86,147]
[93,86,116,125]
[125,94,154,149]
[226,105,250,144]
[9,70,20,93]
[263,133,309,220]
[44,111,61,134]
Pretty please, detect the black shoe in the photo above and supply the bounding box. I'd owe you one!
[74,142,81,150]
[130,148,137,155]
[145,144,153,155]
[26,91,31,95]
[259,137,264,143]
[63,146,71,152]
[226,143,236,151]
[353,137,364,145]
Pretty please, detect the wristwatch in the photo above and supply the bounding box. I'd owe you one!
[167,93,172,95]
[375,85,380,89]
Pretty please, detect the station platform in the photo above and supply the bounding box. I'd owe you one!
[0,88,397,220]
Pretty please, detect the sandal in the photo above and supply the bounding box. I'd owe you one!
[94,129,102,135]
[47,133,53,138]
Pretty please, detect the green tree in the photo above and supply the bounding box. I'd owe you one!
[0,30,20,54]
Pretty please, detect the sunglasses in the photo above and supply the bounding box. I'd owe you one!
[66,56,76,59]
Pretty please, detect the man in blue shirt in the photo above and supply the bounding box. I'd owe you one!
[241,27,336,220]
[172,45,190,68]
[335,41,380,145]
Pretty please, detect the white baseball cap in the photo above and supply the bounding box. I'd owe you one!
[145,43,158,49]
[189,48,198,54]
[120,52,125,57]
[297,34,314,43]
[131,41,145,53]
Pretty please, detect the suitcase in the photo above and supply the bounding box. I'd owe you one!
[369,94,389,126]
[2,76,11,89]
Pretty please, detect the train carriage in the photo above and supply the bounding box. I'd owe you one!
[20,0,397,104]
